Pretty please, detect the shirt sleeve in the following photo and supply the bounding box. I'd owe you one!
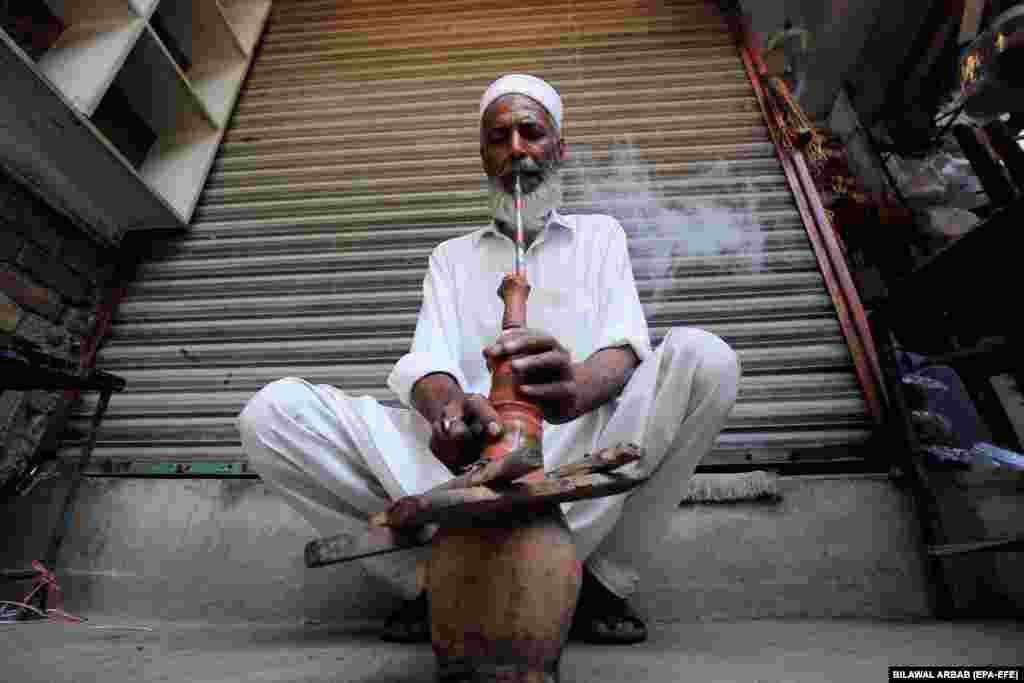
[591,217,653,363]
[387,244,468,406]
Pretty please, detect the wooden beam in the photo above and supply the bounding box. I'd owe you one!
[726,11,888,426]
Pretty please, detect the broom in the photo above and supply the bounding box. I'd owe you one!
[679,471,782,505]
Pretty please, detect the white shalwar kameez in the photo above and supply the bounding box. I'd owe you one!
[238,211,741,600]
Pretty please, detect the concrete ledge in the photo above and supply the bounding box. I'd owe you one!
[624,473,932,621]
[2,474,934,622]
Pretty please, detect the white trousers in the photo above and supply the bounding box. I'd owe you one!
[237,327,740,600]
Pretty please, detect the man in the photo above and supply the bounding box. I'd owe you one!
[238,74,741,644]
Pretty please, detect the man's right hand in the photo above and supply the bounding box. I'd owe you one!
[429,394,504,473]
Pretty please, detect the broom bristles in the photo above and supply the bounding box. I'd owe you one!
[679,471,781,505]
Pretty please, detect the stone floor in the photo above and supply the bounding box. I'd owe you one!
[2,616,1021,682]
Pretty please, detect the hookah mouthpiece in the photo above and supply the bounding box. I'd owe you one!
[514,173,525,276]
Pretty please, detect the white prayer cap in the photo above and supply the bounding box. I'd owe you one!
[479,74,562,130]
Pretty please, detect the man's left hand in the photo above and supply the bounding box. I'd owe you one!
[483,328,580,424]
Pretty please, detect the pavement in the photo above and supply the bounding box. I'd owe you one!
[2,616,1021,682]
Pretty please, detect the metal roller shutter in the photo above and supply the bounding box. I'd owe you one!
[81,0,873,469]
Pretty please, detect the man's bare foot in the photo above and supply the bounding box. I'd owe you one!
[568,567,647,644]
[379,592,430,643]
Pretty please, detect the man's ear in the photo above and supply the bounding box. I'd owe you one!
[557,137,567,161]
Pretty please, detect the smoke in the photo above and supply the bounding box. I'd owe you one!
[560,142,767,314]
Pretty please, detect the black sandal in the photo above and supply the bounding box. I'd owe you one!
[380,592,430,643]
[569,568,647,645]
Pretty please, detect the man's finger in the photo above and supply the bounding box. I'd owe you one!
[441,416,457,434]
[484,331,559,359]
[463,394,504,437]
[511,350,570,377]
[430,426,461,471]
[482,329,527,358]
[446,416,472,441]
[520,380,575,401]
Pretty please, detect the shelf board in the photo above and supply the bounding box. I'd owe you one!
[184,0,248,126]
[138,24,217,130]
[140,114,220,220]
[219,0,271,56]
[127,0,158,18]
[43,0,136,24]
[213,1,246,56]
[191,58,248,126]
[37,14,146,116]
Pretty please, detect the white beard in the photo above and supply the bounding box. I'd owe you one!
[488,172,564,235]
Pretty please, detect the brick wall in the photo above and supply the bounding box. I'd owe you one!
[1,171,119,490]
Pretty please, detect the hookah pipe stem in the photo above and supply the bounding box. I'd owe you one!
[514,173,526,278]
[499,172,529,331]
[483,171,541,462]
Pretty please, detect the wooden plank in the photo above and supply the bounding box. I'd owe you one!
[220,0,272,55]
[545,443,642,479]
[38,13,145,116]
[370,470,648,530]
[305,524,437,567]
[190,58,247,126]
[116,26,208,133]
[140,115,219,220]
[430,447,542,493]
[186,0,248,126]
[43,0,131,25]
[127,0,157,18]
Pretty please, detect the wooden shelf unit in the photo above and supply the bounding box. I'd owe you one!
[0,0,271,239]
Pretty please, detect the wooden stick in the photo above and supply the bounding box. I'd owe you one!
[545,443,641,479]
[727,14,887,425]
[305,524,437,568]
[927,534,1024,557]
[370,470,648,530]
[307,445,646,566]
[429,445,542,493]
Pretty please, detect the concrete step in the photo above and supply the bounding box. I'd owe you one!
[1,473,934,624]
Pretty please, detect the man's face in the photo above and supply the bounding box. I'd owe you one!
[480,94,566,195]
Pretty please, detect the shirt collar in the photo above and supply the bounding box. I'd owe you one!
[473,209,575,247]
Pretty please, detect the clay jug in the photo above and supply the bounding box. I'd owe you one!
[426,504,581,683]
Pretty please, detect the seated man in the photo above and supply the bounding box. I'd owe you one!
[237,74,741,645]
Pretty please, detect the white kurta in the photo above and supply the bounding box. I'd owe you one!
[238,212,741,600]
[389,211,654,401]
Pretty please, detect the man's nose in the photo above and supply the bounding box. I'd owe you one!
[509,130,528,157]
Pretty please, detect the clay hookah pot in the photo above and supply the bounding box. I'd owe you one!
[425,178,582,683]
